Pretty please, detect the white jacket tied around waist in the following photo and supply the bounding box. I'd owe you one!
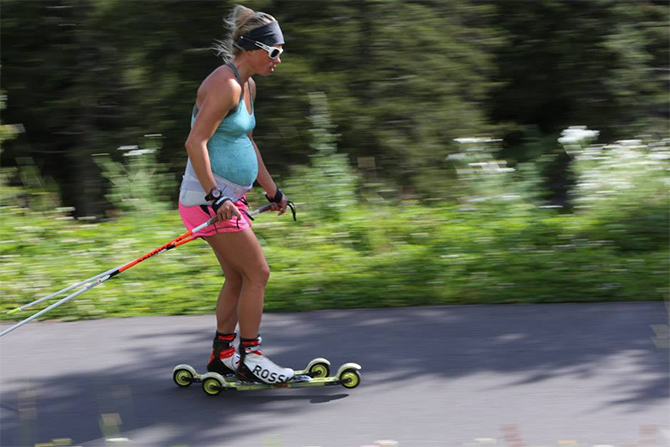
[179,159,253,206]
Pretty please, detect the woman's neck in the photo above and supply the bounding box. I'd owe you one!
[230,57,253,84]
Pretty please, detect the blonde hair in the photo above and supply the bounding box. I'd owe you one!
[213,5,277,61]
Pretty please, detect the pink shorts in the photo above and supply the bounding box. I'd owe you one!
[178,197,251,238]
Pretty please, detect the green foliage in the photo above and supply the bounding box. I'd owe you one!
[0,2,668,322]
[0,92,61,211]
[2,0,502,212]
[272,0,501,197]
[1,193,666,322]
[286,92,357,221]
[449,137,515,204]
[490,0,669,139]
[567,132,670,252]
[3,1,667,213]
[1,130,667,321]
[94,135,175,213]
[0,93,18,151]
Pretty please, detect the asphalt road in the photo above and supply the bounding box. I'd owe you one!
[1,302,668,447]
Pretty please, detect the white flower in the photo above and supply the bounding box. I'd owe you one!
[454,137,500,144]
[558,126,600,145]
[124,148,156,157]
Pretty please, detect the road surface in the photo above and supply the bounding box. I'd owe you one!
[1,302,668,446]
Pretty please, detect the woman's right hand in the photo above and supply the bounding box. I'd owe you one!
[212,197,241,222]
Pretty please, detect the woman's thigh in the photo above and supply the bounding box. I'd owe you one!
[203,228,269,281]
[207,239,242,283]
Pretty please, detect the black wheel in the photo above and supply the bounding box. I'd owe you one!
[202,377,223,396]
[340,369,361,389]
[308,362,330,378]
[173,369,194,388]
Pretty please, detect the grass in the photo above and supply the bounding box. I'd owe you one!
[1,197,667,322]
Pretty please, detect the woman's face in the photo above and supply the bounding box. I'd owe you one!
[250,45,283,77]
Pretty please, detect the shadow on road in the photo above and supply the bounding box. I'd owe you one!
[0,302,667,446]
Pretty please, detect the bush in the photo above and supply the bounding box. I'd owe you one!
[567,132,670,252]
[1,118,667,322]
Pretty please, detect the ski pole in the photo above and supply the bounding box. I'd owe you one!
[6,203,276,316]
[5,215,217,316]
[0,215,216,338]
[6,265,123,316]
[1,203,275,337]
[0,273,112,338]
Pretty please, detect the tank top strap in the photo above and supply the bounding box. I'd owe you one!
[225,62,245,103]
[247,79,254,113]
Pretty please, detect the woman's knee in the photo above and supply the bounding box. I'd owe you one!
[223,273,243,293]
[222,265,243,283]
[244,262,270,287]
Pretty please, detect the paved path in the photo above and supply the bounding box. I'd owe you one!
[1,303,668,447]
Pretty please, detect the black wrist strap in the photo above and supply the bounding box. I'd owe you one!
[264,187,297,221]
[266,188,284,203]
[212,196,232,212]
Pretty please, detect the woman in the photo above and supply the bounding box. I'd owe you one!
[178,5,293,384]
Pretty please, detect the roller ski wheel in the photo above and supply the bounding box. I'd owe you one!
[339,368,361,389]
[306,358,330,378]
[172,364,197,388]
[202,374,225,396]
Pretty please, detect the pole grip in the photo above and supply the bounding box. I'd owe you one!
[249,203,275,216]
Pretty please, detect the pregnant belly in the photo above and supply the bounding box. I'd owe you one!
[208,135,258,186]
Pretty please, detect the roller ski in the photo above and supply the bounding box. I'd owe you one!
[173,335,361,396]
[173,359,361,396]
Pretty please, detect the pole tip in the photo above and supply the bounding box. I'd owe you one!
[7,308,20,315]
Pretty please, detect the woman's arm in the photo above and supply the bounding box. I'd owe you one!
[250,133,288,216]
[248,77,286,214]
[250,135,278,198]
[248,77,277,197]
[185,70,239,194]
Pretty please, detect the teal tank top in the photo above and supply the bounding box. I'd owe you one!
[191,62,257,186]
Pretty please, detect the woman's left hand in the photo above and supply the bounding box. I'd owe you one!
[275,195,289,216]
[267,188,289,216]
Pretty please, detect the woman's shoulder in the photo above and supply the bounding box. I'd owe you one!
[199,65,242,100]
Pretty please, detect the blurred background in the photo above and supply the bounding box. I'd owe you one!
[1,0,668,319]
